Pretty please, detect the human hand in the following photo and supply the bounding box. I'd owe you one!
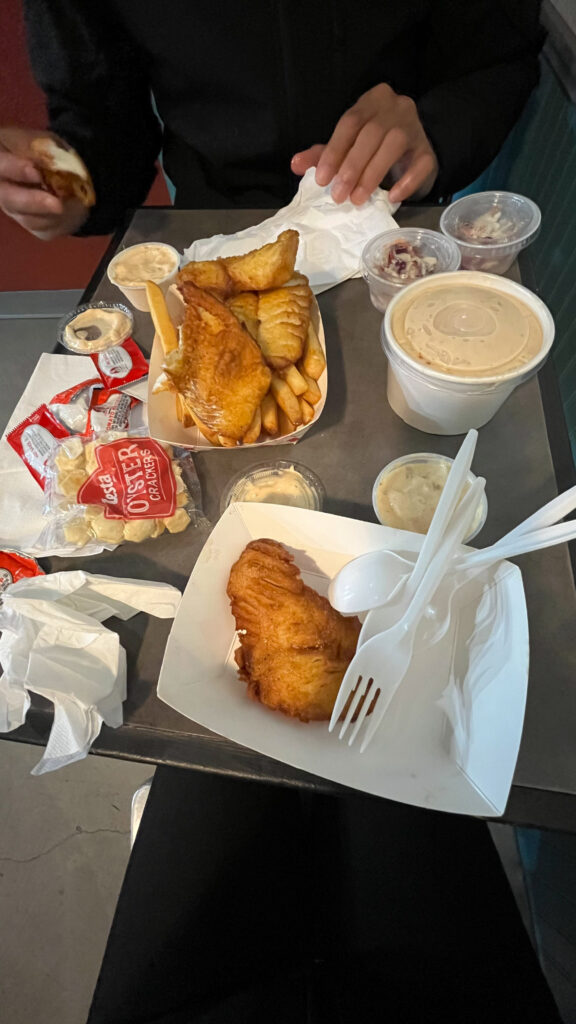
[0,127,88,240]
[291,84,438,206]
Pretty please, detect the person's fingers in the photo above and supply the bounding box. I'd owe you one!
[291,145,325,175]
[329,120,386,203]
[348,128,411,205]
[315,106,370,187]
[0,150,42,186]
[388,149,438,204]
[0,181,62,218]
[9,210,65,233]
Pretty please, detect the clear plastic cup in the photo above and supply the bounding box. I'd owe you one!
[220,461,325,514]
[361,228,461,312]
[440,191,541,275]
[382,271,555,435]
[107,243,180,311]
[372,452,488,541]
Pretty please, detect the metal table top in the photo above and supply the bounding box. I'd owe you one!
[4,206,576,831]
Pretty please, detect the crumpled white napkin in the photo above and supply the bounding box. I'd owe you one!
[0,571,181,774]
[183,168,399,293]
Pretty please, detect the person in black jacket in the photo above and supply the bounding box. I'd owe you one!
[0,0,542,239]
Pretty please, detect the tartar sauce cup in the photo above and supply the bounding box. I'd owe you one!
[361,228,461,312]
[220,461,325,514]
[107,242,181,311]
[372,452,488,542]
[382,271,555,435]
[440,191,541,275]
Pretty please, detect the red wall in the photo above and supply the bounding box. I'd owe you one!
[0,0,170,292]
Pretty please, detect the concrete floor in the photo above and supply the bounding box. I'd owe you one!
[0,740,152,1024]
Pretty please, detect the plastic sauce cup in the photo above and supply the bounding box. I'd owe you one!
[361,228,461,312]
[107,243,180,311]
[440,191,541,275]
[382,271,555,435]
[372,452,488,541]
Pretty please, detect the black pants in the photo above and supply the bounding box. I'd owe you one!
[87,768,561,1024]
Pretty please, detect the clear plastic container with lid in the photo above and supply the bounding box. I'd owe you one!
[440,191,541,274]
[372,452,488,541]
[361,227,461,312]
[58,301,134,353]
[220,461,325,514]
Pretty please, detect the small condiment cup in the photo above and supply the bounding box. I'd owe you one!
[361,228,461,312]
[440,191,541,275]
[382,271,555,435]
[372,452,488,542]
[107,243,181,312]
[57,301,134,354]
[220,461,325,514]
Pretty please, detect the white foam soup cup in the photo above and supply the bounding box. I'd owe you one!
[382,271,555,435]
[107,243,180,312]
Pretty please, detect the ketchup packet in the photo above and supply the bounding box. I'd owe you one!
[86,388,139,434]
[91,339,149,389]
[49,377,102,434]
[0,549,44,593]
[7,404,72,489]
[41,430,206,551]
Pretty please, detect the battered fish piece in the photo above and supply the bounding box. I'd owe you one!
[165,284,271,441]
[227,292,260,339]
[177,230,299,299]
[227,539,361,722]
[257,282,312,369]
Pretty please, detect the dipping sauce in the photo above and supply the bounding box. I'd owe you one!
[220,461,324,514]
[373,454,487,539]
[108,243,179,287]
[390,279,543,379]
[62,305,133,353]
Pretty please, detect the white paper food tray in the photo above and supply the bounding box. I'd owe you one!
[158,503,529,816]
[147,288,327,450]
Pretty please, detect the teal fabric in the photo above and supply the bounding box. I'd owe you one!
[453,57,576,463]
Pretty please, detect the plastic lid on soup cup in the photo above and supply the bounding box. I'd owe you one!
[382,270,555,389]
[372,451,488,542]
[440,191,541,254]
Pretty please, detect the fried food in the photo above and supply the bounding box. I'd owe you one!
[257,281,311,369]
[302,320,326,380]
[165,284,271,441]
[225,230,299,292]
[29,136,96,207]
[261,392,279,436]
[177,230,299,300]
[227,539,361,722]
[227,292,259,339]
[146,280,179,354]
[270,374,303,426]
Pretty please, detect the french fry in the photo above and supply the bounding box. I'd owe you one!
[296,364,322,405]
[146,280,179,355]
[278,408,297,437]
[280,363,307,396]
[270,374,303,425]
[261,392,279,436]
[242,406,262,445]
[302,320,326,380]
[299,397,314,425]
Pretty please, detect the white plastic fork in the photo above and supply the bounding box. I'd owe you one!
[329,476,486,753]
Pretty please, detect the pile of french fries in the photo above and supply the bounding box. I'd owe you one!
[146,259,326,447]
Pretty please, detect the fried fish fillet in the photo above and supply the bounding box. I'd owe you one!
[165,284,271,441]
[227,539,361,722]
[257,282,312,369]
[176,230,299,299]
[227,292,260,339]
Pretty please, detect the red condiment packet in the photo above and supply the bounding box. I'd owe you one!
[86,388,139,435]
[91,338,149,389]
[0,549,44,593]
[49,377,102,433]
[77,437,177,519]
[7,404,72,489]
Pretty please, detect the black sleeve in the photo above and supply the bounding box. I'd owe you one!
[416,0,544,198]
[23,0,163,235]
